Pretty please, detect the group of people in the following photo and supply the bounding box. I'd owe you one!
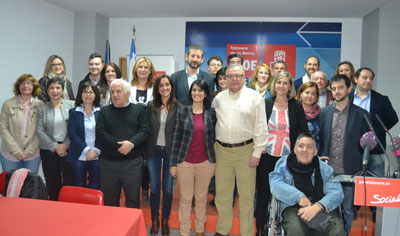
[0,45,398,236]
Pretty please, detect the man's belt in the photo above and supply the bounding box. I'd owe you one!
[217,139,253,148]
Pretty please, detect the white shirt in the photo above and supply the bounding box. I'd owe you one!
[302,73,311,84]
[76,106,101,161]
[186,67,199,89]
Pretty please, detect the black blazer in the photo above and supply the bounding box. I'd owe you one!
[349,89,398,154]
[171,69,214,105]
[319,102,369,174]
[266,97,309,151]
[144,101,178,159]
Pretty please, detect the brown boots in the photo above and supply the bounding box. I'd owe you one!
[150,217,159,235]
[150,217,169,236]
[161,217,170,236]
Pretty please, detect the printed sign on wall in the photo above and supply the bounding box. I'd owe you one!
[262,45,296,77]
[227,44,260,77]
[185,22,341,80]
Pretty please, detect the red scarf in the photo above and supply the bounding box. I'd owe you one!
[303,103,321,120]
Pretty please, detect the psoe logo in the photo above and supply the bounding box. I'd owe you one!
[270,50,286,68]
[274,50,286,61]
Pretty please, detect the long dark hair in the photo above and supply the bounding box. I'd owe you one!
[98,62,121,98]
[75,82,100,107]
[152,74,178,112]
[188,79,211,109]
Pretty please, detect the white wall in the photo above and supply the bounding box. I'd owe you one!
[0,0,74,103]
[376,5,400,136]
[361,9,380,74]
[109,17,363,74]
[0,0,74,173]
[72,13,109,92]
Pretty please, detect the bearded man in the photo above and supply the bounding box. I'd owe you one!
[171,45,214,105]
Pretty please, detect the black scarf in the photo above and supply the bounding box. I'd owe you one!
[287,152,324,203]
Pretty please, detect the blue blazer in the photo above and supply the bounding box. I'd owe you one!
[171,69,214,105]
[170,105,216,166]
[66,107,100,162]
[319,102,369,175]
[349,89,398,154]
[294,77,303,92]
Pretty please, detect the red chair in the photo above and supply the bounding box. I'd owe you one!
[0,171,8,196]
[58,186,104,205]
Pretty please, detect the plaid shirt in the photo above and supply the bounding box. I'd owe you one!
[212,86,268,158]
[170,105,216,166]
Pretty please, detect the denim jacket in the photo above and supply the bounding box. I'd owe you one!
[269,155,344,216]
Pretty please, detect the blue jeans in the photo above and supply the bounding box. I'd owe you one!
[0,153,41,173]
[341,183,354,235]
[368,153,385,177]
[71,159,100,189]
[147,146,174,218]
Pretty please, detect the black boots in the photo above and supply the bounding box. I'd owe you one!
[150,217,159,235]
[161,217,170,236]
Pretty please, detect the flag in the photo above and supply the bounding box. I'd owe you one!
[127,26,136,82]
[105,37,110,64]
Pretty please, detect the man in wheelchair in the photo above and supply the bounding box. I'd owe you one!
[270,133,345,235]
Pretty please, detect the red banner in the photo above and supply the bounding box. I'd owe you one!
[262,45,296,77]
[153,71,166,81]
[227,44,260,78]
[354,177,400,208]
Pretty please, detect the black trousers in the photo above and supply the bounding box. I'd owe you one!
[99,157,143,208]
[255,153,281,229]
[40,149,74,201]
[141,159,150,191]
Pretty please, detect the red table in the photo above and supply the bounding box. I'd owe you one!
[0,197,148,236]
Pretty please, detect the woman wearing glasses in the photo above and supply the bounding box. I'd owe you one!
[38,55,75,102]
[0,74,43,173]
[66,82,101,189]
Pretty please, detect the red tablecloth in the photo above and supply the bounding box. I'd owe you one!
[0,197,148,236]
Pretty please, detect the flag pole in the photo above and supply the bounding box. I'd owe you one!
[128,25,136,82]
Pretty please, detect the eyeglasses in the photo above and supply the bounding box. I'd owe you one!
[51,63,63,67]
[226,74,244,79]
[20,82,33,86]
[83,91,95,95]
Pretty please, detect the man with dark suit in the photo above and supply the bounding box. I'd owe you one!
[350,67,398,177]
[319,74,369,235]
[171,45,214,105]
[294,56,320,92]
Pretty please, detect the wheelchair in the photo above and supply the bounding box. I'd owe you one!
[266,194,347,236]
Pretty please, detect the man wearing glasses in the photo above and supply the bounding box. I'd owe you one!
[212,64,268,236]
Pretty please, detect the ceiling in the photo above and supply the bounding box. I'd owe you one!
[45,0,397,19]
